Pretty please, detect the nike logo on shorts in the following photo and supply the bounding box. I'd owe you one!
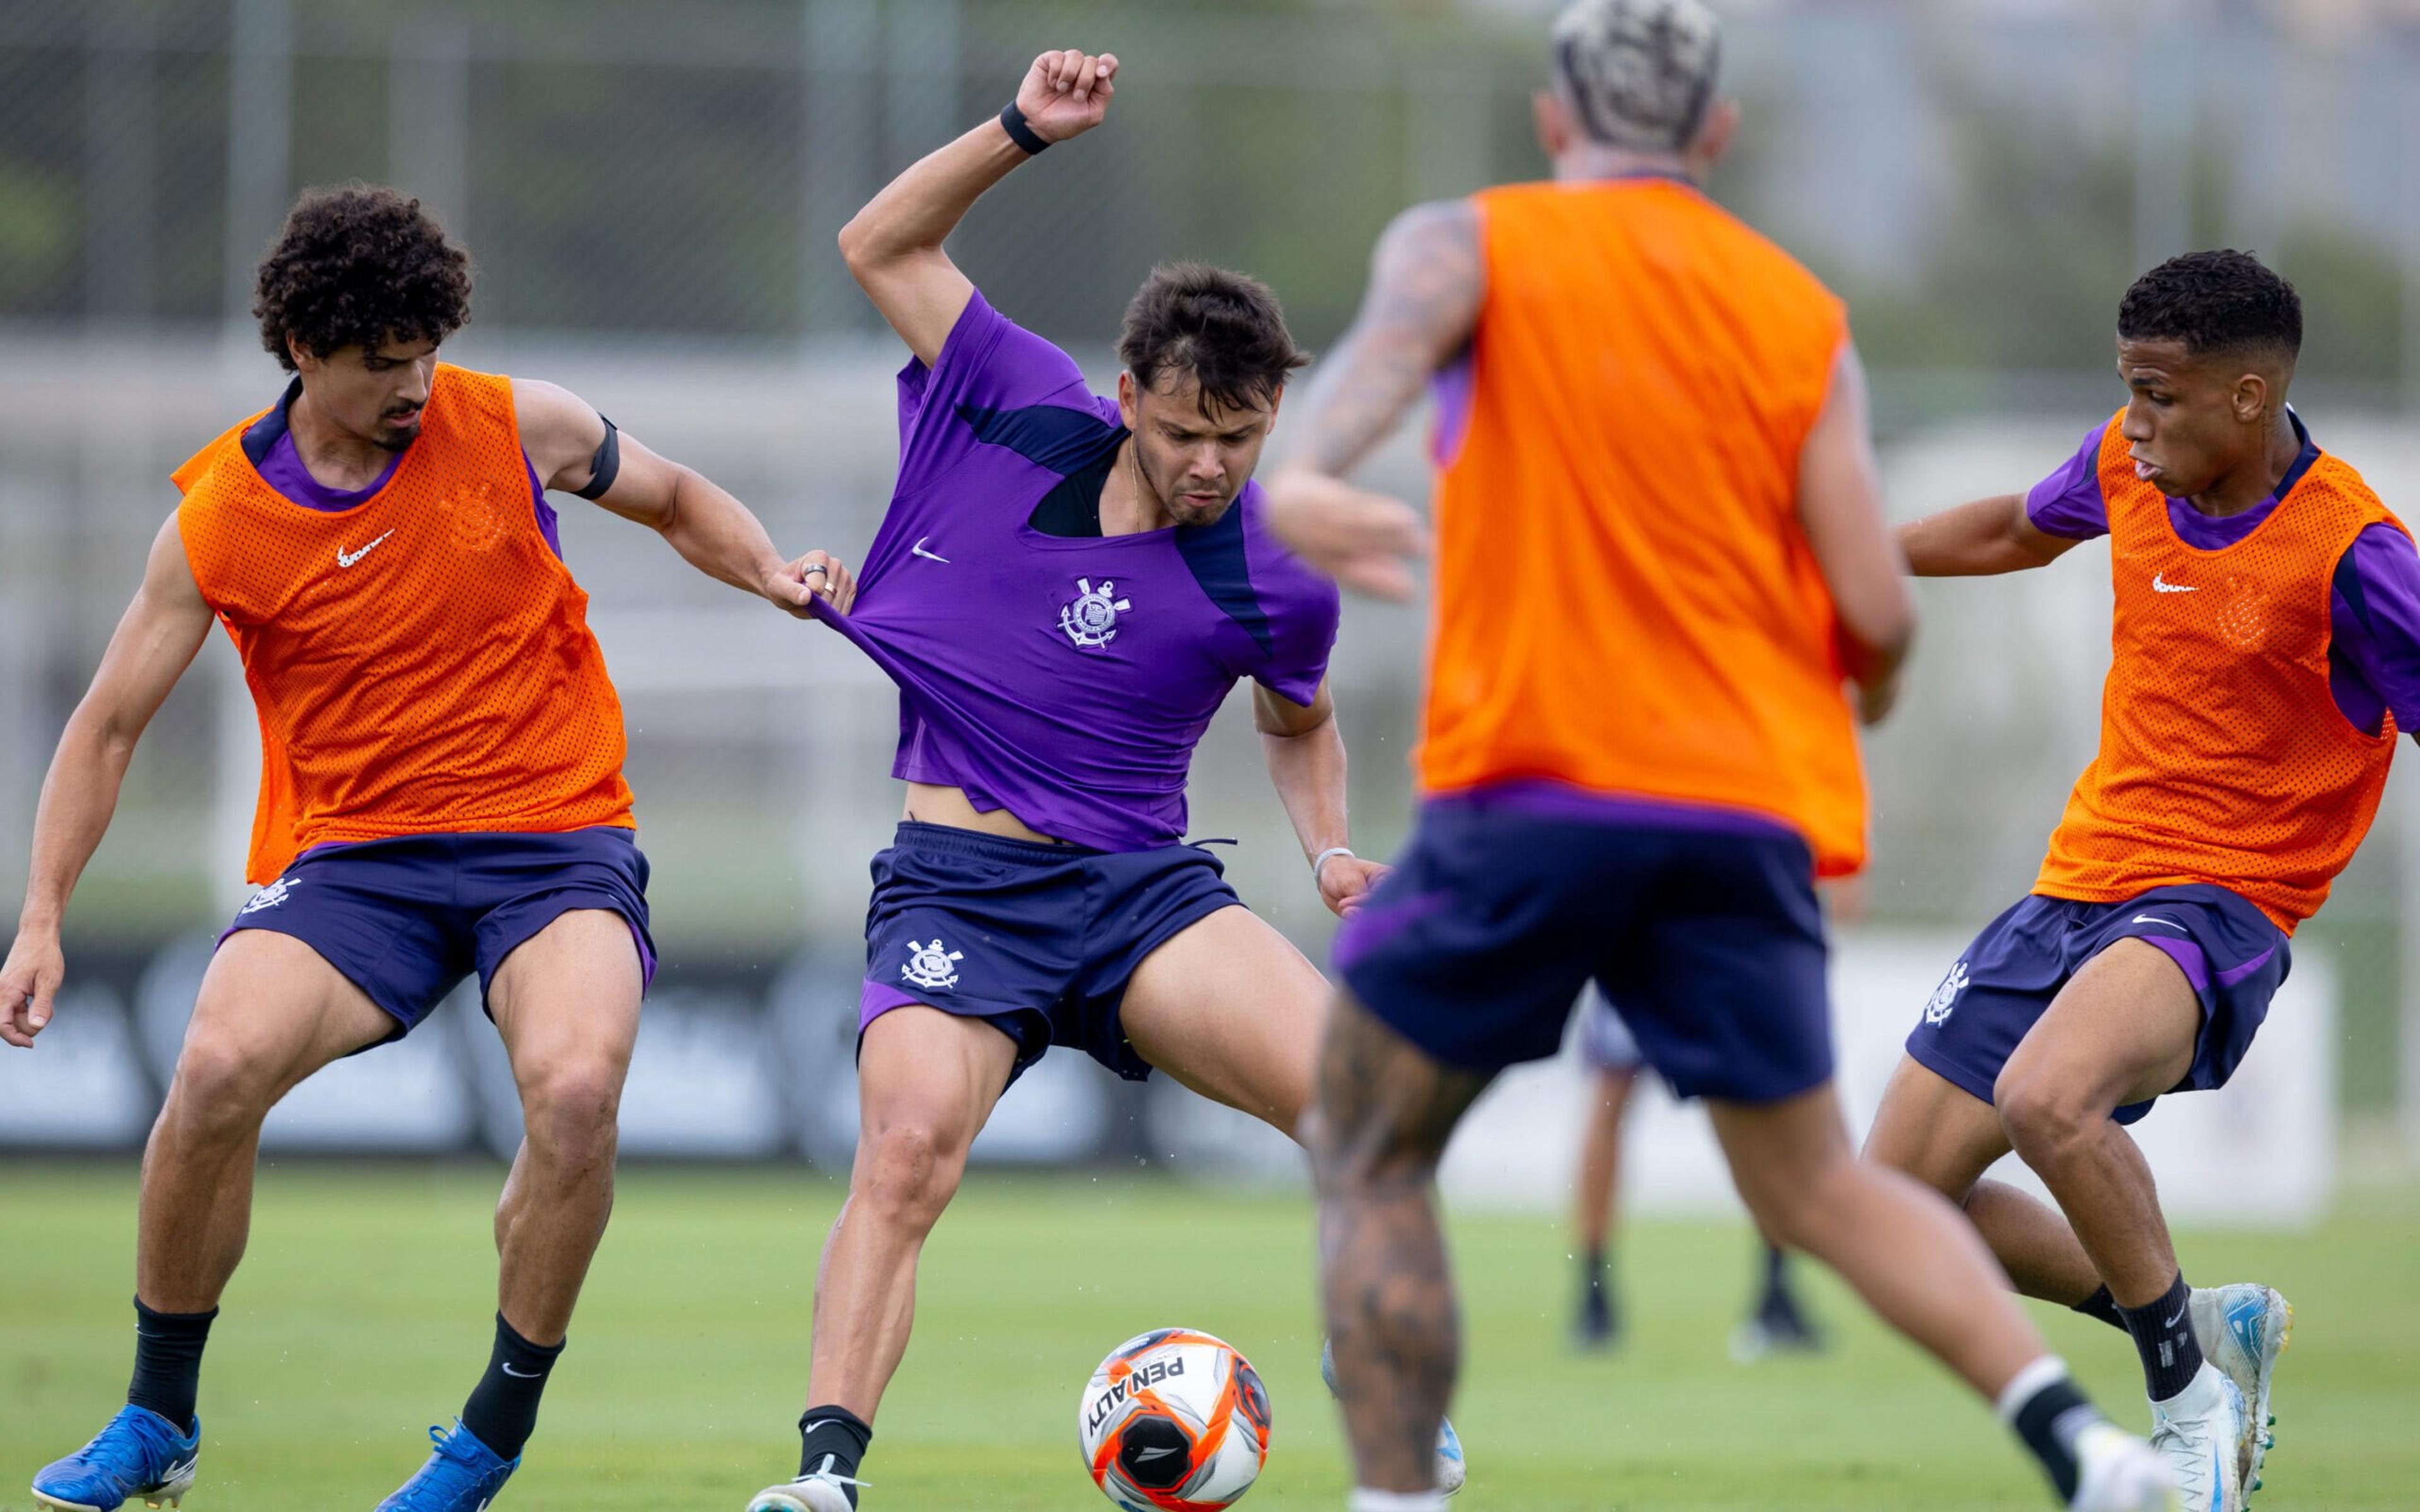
[2131,914,2187,931]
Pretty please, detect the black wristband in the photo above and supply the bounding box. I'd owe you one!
[999,101,1051,155]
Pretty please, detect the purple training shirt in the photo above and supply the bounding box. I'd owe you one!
[2026,411,2420,735]
[813,292,1342,852]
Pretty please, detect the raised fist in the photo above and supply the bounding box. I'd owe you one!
[1015,49,1119,144]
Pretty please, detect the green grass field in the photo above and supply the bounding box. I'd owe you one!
[4,1165,2416,1511]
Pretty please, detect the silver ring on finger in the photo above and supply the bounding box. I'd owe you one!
[804,563,829,578]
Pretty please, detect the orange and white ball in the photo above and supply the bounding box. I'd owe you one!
[1078,1328,1272,1511]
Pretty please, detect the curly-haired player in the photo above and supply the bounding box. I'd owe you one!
[6,185,855,1512]
[1866,249,2420,1512]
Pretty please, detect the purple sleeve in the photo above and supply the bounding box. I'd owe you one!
[2024,421,2112,542]
[2331,524,2420,735]
[894,290,1096,496]
[1244,506,1343,706]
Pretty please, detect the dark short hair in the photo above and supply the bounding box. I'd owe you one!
[1117,262,1308,414]
[2116,249,2301,364]
[253,185,472,371]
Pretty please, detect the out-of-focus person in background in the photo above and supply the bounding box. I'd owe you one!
[1262,0,2176,1508]
[1567,987,1822,1359]
[4,185,850,1512]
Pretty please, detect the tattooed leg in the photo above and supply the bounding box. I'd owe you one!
[1309,992,1493,1494]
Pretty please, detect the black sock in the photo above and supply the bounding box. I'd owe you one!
[127,1298,215,1435]
[1582,1246,1607,1293]
[459,1313,564,1461]
[2007,1369,2103,1503]
[798,1404,873,1506]
[2071,1284,2130,1333]
[2115,1273,2204,1402]
[1759,1244,1789,1304]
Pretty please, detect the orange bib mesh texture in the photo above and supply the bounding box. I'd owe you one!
[174,364,635,884]
[2035,413,2401,932]
[1418,179,1868,874]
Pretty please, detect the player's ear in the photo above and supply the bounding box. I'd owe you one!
[1117,369,1139,430]
[2233,371,2269,425]
[1688,99,1741,176]
[1532,89,1576,159]
[287,334,318,374]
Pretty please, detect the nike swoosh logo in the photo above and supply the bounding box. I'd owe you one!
[337,530,395,568]
[2132,914,2187,931]
[2152,572,2196,593]
[1133,1446,1179,1461]
[2165,1302,2188,1328]
[500,1362,546,1378]
[910,536,950,563]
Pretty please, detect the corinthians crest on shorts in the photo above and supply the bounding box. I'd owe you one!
[1922,959,1969,1026]
[901,937,964,992]
[1059,577,1132,649]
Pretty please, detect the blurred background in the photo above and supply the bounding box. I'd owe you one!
[6,0,2420,1201]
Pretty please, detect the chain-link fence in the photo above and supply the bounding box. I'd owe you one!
[6,0,2420,1154]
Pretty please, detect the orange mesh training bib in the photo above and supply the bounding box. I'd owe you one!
[2036,413,2402,931]
[1419,179,1868,874]
[175,364,635,883]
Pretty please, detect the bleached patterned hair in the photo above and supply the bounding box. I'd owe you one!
[1550,0,1723,151]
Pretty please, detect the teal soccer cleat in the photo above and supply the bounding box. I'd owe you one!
[374,1421,519,1512]
[32,1406,200,1512]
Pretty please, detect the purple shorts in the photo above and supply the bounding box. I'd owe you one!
[858,822,1240,1084]
[221,827,655,1040]
[1906,885,2288,1125]
[1335,786,1834,1103]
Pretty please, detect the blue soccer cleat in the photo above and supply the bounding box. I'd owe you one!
[374,1421,519,1512]
[1320,1337,1468,1496]
[31,1405,200,1512]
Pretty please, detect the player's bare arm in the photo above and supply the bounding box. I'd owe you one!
[1262,200,1484,599]
[1,515,215,1047]
[838,49,1118,365]
[1796,341,1917,724]
[514,377,855,616]
[1899,491,2082,577]
[1254,677,1383,917]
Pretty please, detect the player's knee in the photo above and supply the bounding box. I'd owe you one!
[161,1034,280,1140]
[1735,1154,1852,1254]
[519,1057,626,1166]
[1993,1067,2093,1162]
[856,1117,966,1231]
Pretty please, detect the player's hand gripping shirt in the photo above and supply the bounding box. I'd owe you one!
[1419,178,1867,874]
[2027,411,2414,931]
[173,364,635,884]
[814,293,1341,852]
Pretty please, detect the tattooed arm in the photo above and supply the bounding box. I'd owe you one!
[1262,200,1485,599]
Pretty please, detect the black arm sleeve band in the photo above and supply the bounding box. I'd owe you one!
[572,416,620,500]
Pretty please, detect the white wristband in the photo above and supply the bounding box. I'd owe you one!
[1312,846,1356,881]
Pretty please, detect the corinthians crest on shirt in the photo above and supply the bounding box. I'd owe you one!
[1058,577,1132,650]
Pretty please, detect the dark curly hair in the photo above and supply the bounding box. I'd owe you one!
[2117,249,2300,364]
[1117,262,1308,413]
[253,185,472,371]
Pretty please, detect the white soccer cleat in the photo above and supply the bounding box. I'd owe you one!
[2189,1283,2290,1493]
[2147,1364,2247,1512]
[746,1465,864,1512]
[2070,1421,2180,1512]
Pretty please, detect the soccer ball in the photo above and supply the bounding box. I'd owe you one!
[1078,1327,1272,1511]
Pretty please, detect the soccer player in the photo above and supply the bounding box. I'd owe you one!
[3,186,850,1512]
[1260,3,2172,1509]
[742,49,1463,1512]
[1863,248,2414,1511]
[1567,990,1820,1358]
